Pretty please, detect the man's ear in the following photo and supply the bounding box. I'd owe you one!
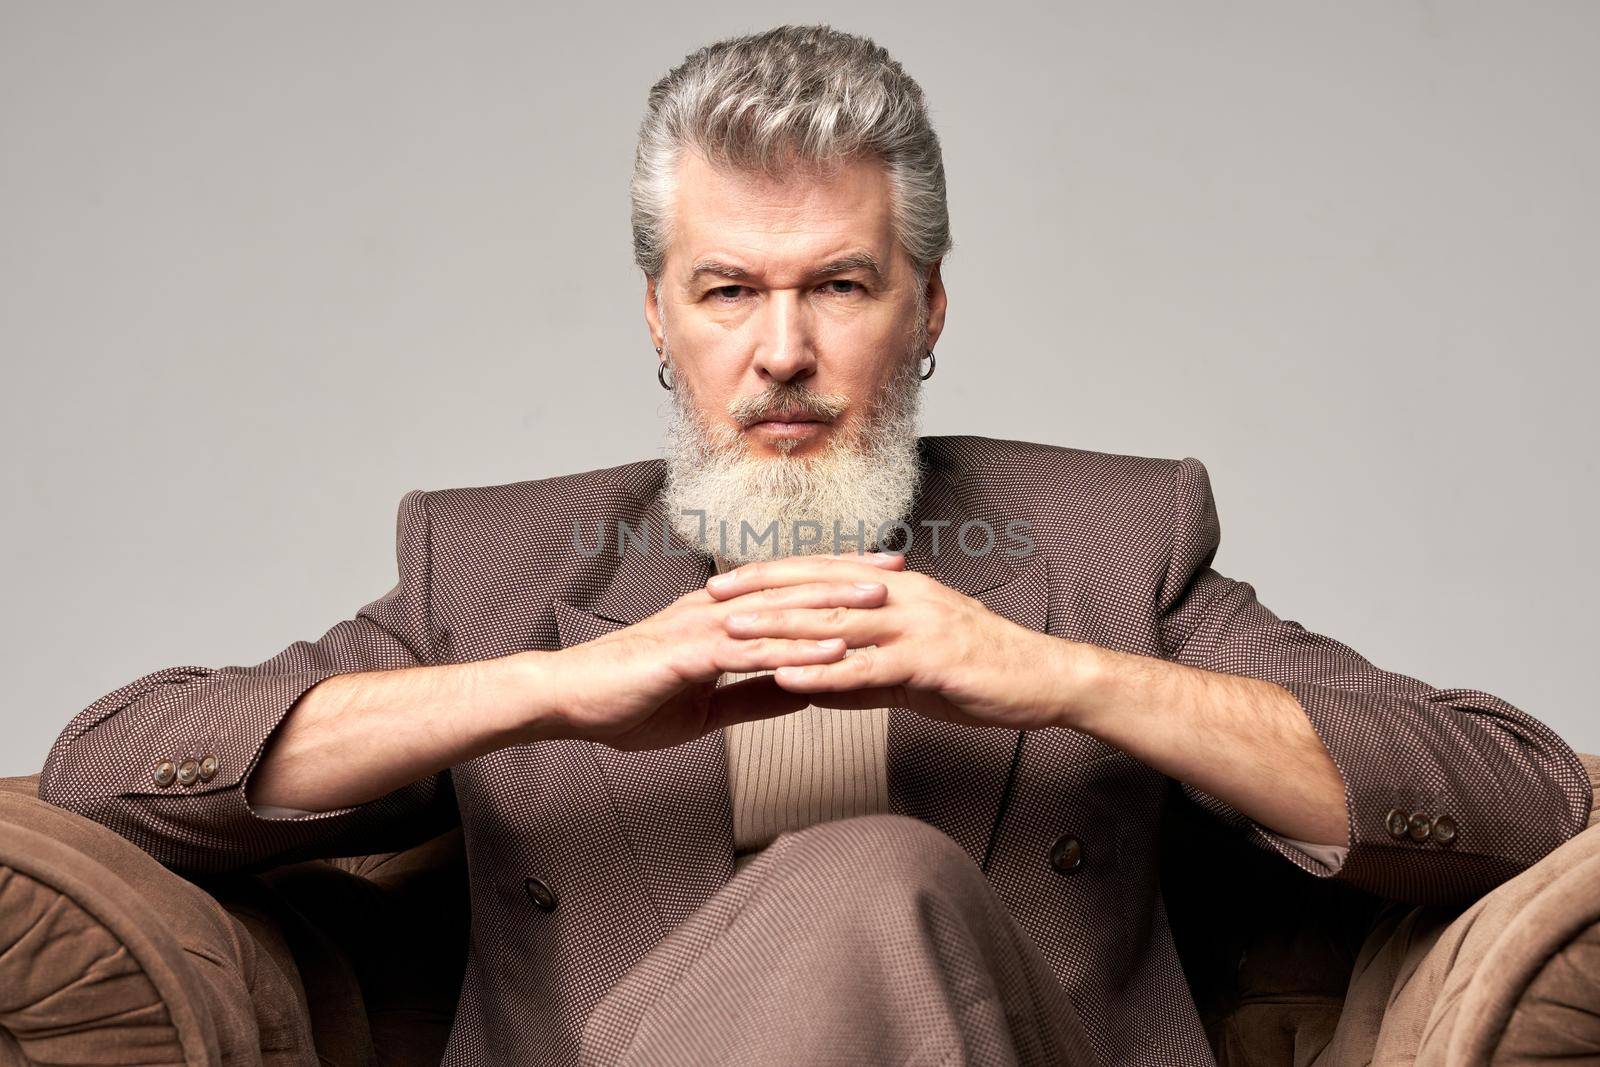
[923,257,948,352]
[643,273,665,355]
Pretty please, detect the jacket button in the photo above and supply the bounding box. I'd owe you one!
[1432,814,1457,846]
[1385,808,1410,839]
[152,759,177,788]
[1048,834,1084,874]
[524,877,558,912]
[175,758,201,786]
[1407,812,1432,842]
[198,755,219,781]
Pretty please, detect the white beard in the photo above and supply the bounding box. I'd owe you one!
[660,346,926,565]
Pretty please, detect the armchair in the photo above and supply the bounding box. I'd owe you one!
[2,754,1597,1065]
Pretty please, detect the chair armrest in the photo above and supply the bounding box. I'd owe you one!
[0,774,315,1064]
[1319,754,1600,1065]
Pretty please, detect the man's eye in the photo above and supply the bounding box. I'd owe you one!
[709,285,746,301]
[821,280,860,295]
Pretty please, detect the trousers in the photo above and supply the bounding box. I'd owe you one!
[578,812,1100,1067]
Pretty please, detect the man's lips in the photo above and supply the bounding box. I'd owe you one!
[745,414,833,438]
[748,412,831,426]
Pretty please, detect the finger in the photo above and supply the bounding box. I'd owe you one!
[706,552,906,600]
[723,605,892,645]
[719,579,889,615]
[714,635,849,674]
[789,686,909,711]
[772,645,899,692]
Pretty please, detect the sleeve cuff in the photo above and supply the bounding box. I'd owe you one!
[1277,835,1351,875]
[248,803,333,820]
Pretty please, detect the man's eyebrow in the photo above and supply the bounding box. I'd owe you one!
[686,252,885,287]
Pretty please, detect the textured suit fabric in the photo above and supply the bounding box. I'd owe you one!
[578,811,1098,1067]
[37,436,1594,1066]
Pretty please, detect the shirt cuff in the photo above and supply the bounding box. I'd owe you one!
[248,802,325,820]
[1277,834,1351,874]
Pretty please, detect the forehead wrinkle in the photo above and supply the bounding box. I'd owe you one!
[684,250,887,291]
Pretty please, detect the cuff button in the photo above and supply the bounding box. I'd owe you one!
[1385,808,1410,839]
[152,759,177,787]
[176,758,201,786]
[1432,814,1457,846]
[1408,811,1433,842]
[198,755,219,781]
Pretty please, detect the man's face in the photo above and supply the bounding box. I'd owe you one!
[644,148,946,460]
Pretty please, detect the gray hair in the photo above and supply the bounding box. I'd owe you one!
[630,24,953,291]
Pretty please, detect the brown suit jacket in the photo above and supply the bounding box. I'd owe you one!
[38,435,1593,1066]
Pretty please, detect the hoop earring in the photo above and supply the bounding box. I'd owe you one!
[919,349,936,380]
[656,348,673,391]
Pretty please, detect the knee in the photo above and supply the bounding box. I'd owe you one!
[771,814,984,902]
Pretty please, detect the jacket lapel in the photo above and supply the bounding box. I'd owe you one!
[887,461,1050,870]
[552,493,733,934]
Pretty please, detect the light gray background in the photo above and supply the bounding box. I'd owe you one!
[3,2,1595,779]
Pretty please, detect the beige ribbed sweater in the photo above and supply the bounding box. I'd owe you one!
[715,554,893,874]
[718,670,891,875]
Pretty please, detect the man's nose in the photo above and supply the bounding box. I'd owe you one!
[751,289,817,383]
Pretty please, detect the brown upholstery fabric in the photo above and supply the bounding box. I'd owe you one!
[0,773,40,799]
[1498,922,1600,1062]
[1156,751,1600,1065]
[0,858,190,1063]
[0,781,313,1064]
[1491,751,1600,1062]
[1312,754,1600,1066]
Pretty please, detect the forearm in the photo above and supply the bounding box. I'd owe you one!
[1056,641,1348,846]
[245,652,560,813]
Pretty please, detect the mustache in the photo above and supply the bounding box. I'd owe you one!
[727,382,850,427]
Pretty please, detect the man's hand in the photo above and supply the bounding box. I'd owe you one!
[530,554,905,751]
[706,552,1094,731]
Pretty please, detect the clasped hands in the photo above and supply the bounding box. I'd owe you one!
[537,551,1103,752]
[521,550,1350,848]
[703,551,1091,732]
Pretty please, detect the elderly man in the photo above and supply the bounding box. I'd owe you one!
[40,22,1591,1067]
